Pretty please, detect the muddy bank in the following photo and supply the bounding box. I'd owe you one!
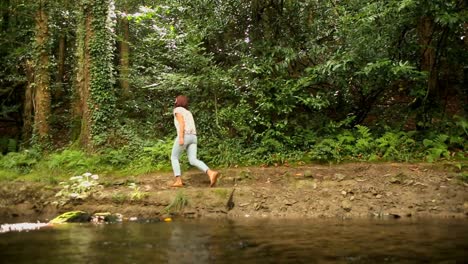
[1,163,467,222]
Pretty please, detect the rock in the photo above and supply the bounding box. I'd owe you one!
[91,212,123,223]
[375,194,382,199]
[404,180,414,185]
[183,211,197,218]
[303,170,313,178]
[334,173,346,181]
[389,177,401,184]
[341,200,352,212]
[285,200,298,206]
[254,203,261,211]
[49,211,91,224]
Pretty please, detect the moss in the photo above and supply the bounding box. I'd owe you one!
[49,211,91,224]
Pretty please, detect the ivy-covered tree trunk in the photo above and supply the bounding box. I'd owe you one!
[119,15,130,96]
[33,1,51,145]
[74,0,116,151]
[74,10,91,148]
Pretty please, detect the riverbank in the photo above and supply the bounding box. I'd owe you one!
[0,162,467,222]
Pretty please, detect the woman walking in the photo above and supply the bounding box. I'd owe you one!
[170,95,219,187]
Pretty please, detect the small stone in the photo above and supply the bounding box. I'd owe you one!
[334,174,346,181]
[285,200,298,206]
[341,191,347,196]
[341,200,352,212]
[389,177,401,184]
[350,196,355,201]
[375,194,382,199]
[303,170,313,178]
[404,180,414,185]
[254,203,260,210]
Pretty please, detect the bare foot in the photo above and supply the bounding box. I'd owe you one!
[208,170,219,187]
[171,177,183,187]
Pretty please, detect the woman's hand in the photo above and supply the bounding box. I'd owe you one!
[178,137,184,146]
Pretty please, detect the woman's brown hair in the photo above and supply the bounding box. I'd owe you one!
[174,95,189,108]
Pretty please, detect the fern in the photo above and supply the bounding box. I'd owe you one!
[354,125,373,157]
[423,134,450,162]
[46,150,99,172]
[309,138,344,162]
[356,125,371,139]
[375,131,415,161]
[0,151,39,173]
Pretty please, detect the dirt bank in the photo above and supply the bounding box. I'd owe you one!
[1,162,467,222]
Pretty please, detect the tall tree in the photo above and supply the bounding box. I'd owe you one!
[74,0,117,150]
[33,0,51,145]
[21,60,34,145]
[119,10,131,96]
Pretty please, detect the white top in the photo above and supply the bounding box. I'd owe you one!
[173,107,197,135]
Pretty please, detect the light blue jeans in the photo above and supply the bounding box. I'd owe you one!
[171,134,209,177]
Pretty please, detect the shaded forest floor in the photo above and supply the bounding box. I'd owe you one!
[1,162,467,222]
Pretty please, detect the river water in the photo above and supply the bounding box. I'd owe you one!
[0,217,467,263]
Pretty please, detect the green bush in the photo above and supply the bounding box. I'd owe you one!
[46,149,100,173]
[0,150,40,174]
[375,131,417,161]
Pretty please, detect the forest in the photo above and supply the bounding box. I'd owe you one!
[0,0,467,179]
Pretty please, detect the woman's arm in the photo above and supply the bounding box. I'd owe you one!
[175,113,185,145]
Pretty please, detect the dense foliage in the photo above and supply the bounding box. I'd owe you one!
[0,0,466,179]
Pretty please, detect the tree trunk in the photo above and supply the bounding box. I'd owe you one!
[74,13,93,149]
[119,16,130,96]
[417,16,438,107]
[22,60,34,146]
[463,22,468,115]
[74,0,116,151]
[33,3,51,144]
[55,32,66,97]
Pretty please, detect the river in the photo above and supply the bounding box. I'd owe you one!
[0,217,467,263]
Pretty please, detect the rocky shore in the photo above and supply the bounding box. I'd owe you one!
[1,162,467,222]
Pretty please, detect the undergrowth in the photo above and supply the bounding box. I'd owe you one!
[0,123,466,182]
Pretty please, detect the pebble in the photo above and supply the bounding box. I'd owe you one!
[334,174,346,181]
[303,170,313,178]
[341,200,352,212]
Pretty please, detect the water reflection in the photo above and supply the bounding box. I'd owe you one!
[0,218,467,263]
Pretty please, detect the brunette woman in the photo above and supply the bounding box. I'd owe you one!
[171,95,219,187]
